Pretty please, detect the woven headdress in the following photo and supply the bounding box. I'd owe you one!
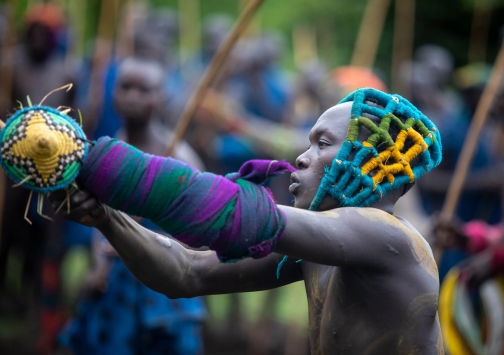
[0,85,89,221]
[309,88,442,210]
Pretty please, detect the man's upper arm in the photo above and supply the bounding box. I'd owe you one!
[275,206,411,268]
[99,209,303,298]
[190,251,303,296]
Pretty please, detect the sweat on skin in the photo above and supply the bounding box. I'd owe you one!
[50,99,443,355]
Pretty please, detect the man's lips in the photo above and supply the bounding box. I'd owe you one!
[289,172,300,194]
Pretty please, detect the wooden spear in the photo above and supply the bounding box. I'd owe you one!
[164,0,265,157]
[441,40,504,221]
[350,0,392,68]
[390,0,416,97]
[468,0,493,64]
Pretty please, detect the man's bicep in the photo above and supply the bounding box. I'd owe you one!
[275,206,404,267]
[192,251,303,295]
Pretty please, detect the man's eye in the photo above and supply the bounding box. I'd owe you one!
[318,141,330,148]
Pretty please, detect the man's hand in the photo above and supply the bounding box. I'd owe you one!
[431,214,467,249]
[48,188,109,228]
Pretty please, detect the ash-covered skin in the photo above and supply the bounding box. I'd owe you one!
[50,101,442,355]
[284,102,441,354]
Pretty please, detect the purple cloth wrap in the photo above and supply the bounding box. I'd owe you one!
[78,137,295,262]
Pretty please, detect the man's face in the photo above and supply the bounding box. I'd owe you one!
[113,63,163,125]
[290,102,353,210]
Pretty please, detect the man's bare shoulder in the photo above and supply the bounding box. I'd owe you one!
[332,207,436,272]
[320,206,420,237]
[338,207,439,279]
[278,205,437,271]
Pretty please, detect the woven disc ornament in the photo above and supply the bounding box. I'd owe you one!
[0,105,88,192]
[0,84,90,223]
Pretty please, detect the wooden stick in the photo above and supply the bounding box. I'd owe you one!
[441,40,504,221]
[468,0,493,64]
[391,0,415,97]
[178,0,201,66]
[117,0,141,59]
[292,25,318,68]
[350,0,392,68]
[164,0,265,157]
[84,0,121,135]
[239,0,261,38]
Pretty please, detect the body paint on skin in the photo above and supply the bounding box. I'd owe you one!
[355,208,438,280]
[153,233,172,248]
[398,292,439,355]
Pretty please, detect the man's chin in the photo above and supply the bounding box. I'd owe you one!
[293,196,341,211]
[293,198,311,210]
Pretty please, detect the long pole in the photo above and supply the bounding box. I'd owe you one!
[164,0,265,157]
[390,0,415,97]
[292,25,318,68]
[84,0,121,135]
[468,0,493,64]
[178,0,201,68]
[350,0,392,68]
[441,40,504,221]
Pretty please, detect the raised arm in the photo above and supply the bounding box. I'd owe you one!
[49,190,302,298]
[72,137,419,271]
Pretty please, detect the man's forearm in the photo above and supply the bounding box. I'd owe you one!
[79,137,289,262]
[96,208,213,298]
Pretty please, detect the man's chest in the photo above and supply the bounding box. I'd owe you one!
[302,264,369,354]
[301,263,415,355]
[301,262,442,355]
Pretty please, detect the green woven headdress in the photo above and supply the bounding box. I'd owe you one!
[309,88,442,210]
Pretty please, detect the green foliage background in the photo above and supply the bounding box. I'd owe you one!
[5,0,504,89]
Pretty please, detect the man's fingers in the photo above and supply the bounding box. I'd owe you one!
[48,187,108,228]
[49,189,93,213]
[68,197,101,218]
[70,190,92,207]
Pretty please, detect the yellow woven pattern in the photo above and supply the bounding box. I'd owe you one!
[9,112,80,183]
[360,127,428,188]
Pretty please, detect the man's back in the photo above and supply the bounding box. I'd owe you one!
[301,208,442,355]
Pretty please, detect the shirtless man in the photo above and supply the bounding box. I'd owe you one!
[50,89,443,354]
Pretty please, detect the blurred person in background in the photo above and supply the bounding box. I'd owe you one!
[431,73,504,283]
[86,8,182,140]
[406,46,500,224]
[291,60,341,129]
[59,57,205,355]
[0,3,79,353]
[228,33,292,124]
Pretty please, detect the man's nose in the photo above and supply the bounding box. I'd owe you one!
[296,153,309,170]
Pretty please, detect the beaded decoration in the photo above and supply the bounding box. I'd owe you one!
[309,88,442,210]
[0,84,89,223]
